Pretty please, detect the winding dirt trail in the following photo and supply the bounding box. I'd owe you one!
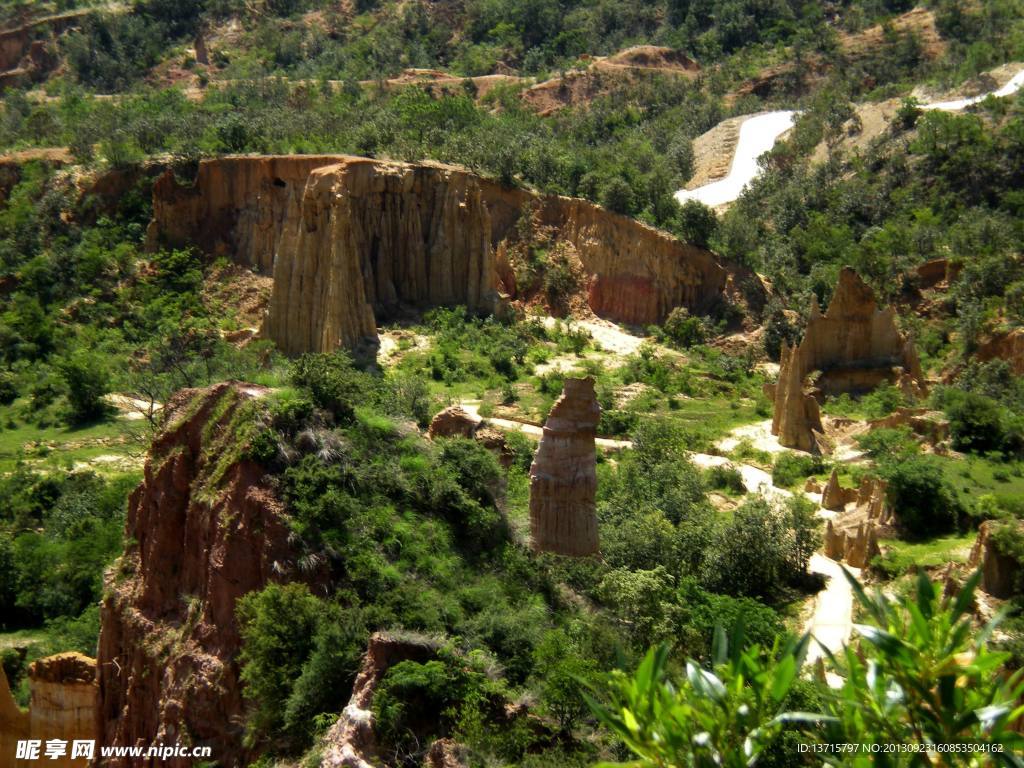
[678,65,1024,207]
[457,402,856,659]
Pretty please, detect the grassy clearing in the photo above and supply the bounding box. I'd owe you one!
[879,533,977,573]
[0,400,147,474]
[937,454,1024,511]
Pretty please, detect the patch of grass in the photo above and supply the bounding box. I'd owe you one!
[876,533,976,577]
[0,400,145,473]
[936,454,1024,512]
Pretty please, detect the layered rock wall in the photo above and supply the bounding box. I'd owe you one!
[147,155,740,355]
[147,156,343,273]
[770,268,925,452]
[264,159,498,354]
[97,382,299,767]
[529,378,600,556]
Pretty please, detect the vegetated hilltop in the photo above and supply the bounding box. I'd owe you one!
[1,1,1024,766]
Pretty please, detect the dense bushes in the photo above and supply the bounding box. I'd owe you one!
[590,571,1024,765]
[771,452,826,488]
[940,388,1023,457]
[881,454,964,537]
[0,469,133,631]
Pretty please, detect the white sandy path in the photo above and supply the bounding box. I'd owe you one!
[541,316,647,356]
[677,66,1024,207]
[716,418,790,455]
[675,111,796,208]
[923,69,1024,111]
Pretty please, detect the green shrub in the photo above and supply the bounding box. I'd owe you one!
[56,351,110,423]
[0,371,17,405]
[705,464,745,495]
[771,452,826,488]
[880,455,964,537]
[661,307,706,348]
[673,200,718,249]
[291,352,371,423]
[943,389,1011,454]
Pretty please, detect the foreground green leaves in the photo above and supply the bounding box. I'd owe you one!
[586,570,1024,767]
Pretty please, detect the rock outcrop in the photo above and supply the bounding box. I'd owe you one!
[821,468,856,511]
[969,520,1022,600]
[320,633,439,768]
[264,159,498,354]
[0,9,89,88]
[823,476,892,568]
[529,378,600,556]
[769,268,926,452]
[0,663,28,767]
[976,328,1024,376]
[867,407,949,448]
[428,406,513,467]
[0,653,98,768]
[147,155,749,355]
[97,382,300,767]
[428,406,480,440]
[824,519,882,569]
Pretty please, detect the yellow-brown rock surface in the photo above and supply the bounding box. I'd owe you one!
[529,378,600,556]
[0,665,28,768]
[771,268,925,452]
[147,155,747,355]
[821,467,856,511]
[969,520,1022,600]
[264,158,498,354]
[0,653,98,768]
[976,328,1024,376]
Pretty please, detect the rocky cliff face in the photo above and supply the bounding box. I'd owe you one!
[976,328,1024,376]
[769,268,925,452]
[147,156,344,273]
[264,159,499,354]
[320,633,439,768]
[969,520,1022,600]
[147,155,744,355]
[97,382,297,767]
[529,378,600,556]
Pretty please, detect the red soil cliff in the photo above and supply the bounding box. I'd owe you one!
[96,382,299,767]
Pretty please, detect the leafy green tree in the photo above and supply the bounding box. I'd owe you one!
[701,497,796,600]
[880,455,964,537]
[820,570,1024,762]
[662,307,706,348]
[943,390,1010,454]
[674,200,718,249]
[56,351,110,423]
[586,571,1024,766]
[602,177,636,215]
[237,583,322,748]
[586,628,814,768]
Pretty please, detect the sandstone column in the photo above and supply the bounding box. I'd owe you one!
[529,377,600,556]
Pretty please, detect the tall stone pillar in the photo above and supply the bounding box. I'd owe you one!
[529,377,600,556]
